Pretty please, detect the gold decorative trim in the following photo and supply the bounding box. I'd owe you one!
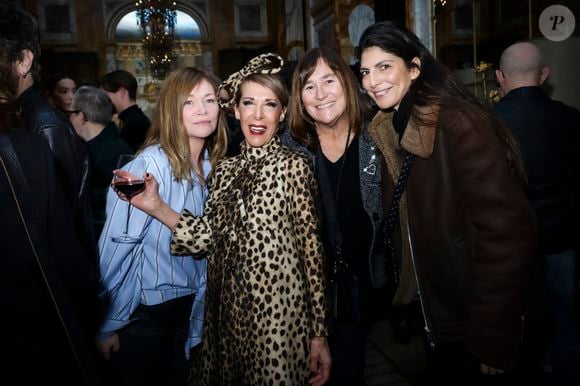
[115,41,202,59]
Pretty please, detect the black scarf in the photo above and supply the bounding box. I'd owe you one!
[385,91,415,288]
[392,91,414,143]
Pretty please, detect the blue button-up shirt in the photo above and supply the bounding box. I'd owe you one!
[98,144,208,358]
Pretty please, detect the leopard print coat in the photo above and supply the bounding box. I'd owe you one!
[171,136,328,385]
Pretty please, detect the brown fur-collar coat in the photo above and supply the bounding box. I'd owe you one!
[368,101,536,370]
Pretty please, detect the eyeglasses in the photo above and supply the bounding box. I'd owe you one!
[66,110,80,117]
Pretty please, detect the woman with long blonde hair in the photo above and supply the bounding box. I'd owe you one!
[97,67,228,386]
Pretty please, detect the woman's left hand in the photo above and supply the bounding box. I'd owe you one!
[309,336,332,385]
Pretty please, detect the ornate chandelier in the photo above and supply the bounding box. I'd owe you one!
[136,0,177,80]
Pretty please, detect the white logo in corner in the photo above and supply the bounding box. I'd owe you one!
[539,5,575,42]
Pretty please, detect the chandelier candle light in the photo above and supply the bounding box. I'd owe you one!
[136,0,177,79]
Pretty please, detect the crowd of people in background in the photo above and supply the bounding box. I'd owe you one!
[1,3,578,386]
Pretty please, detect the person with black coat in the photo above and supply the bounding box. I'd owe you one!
[0,10,103,383]
[0,4,98,264]
[494,41,580,386]
[99,69,151,152]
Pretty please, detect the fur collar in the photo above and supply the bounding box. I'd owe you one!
[368,104,439,159]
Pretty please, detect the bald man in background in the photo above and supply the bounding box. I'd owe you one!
[494,41,580,386]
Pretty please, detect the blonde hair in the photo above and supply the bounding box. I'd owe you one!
[143,67,229,183]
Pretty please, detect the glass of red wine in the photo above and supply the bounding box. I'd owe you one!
[111,154,146,243]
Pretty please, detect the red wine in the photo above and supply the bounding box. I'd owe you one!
[114,180,145,198]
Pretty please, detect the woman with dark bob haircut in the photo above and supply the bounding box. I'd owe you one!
[357,21,537,384]
[284,46,387,385]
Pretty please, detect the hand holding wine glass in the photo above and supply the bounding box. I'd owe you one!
[113,169,162,214]
[111,154,182,234]
[111,154,147,243]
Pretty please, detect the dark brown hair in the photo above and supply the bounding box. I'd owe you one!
[99,70,138,101]
[288,47,363,152]
[358,21,527,184]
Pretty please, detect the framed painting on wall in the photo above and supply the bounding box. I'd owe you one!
[234,0,268,37]
[451,0,480,37]
[313,14,337,50]
[37,0,78,42]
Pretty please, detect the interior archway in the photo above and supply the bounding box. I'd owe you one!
[114,10,202,40]
[106,3,208,41]
[104,3,209,117]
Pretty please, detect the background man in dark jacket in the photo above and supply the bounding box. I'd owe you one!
[99,69,150,152]
[69,85,133,238]
[494,41,580,386]
[0,4,98,264]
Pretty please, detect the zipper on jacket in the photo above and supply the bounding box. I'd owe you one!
[406,220,436,350]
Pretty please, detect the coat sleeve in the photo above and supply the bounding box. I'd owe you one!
[449,108,537,369]
[287,155,329,338]
[41,139,102,337]
[170,164,220,257]
[171,209,213,256]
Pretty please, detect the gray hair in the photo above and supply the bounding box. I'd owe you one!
[73,85,113,125]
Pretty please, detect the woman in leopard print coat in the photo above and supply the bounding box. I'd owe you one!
[119,55,331,386]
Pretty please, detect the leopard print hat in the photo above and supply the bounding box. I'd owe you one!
[218,52,284,109]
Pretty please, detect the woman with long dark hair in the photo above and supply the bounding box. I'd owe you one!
[357,21,536,384]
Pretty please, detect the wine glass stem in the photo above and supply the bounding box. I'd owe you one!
[124,200,131,235]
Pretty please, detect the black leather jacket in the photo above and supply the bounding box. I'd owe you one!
[18,85,97,262]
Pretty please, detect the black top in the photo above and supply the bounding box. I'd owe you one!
[118,104,151,152]
[86,122,134,237]
[225,114,244,157]
[322,136,373,286]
